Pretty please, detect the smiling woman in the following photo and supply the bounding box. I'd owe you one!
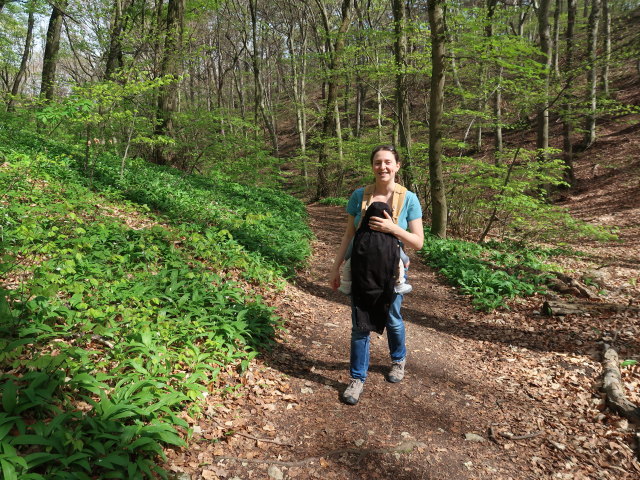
[328,145,424,406]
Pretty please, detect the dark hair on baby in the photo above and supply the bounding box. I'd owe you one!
[370,145,400,165]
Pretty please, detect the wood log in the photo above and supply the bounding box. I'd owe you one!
[542,299,640,316]
[601,344,640,426]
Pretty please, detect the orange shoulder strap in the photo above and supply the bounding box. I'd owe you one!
[357,183,407,228]
[390,184,408,225]
[357,184,376,229]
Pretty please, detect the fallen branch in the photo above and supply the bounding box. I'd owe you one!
[499,431,543,441]
[601,343,640,425]
[541,299,640,317]
[57,333,115,349]
[212,440,427,467]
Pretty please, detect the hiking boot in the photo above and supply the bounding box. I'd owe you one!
[394,282,412,295]
[342,378,364,405]
[387,359,406,383]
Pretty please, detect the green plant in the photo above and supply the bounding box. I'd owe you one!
[318,196,349,207]
[0,131,302,477]
[419,236,557,311]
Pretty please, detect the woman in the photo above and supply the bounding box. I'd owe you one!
[329,145,424,405]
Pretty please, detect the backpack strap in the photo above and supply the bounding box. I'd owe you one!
[357,183,407,228]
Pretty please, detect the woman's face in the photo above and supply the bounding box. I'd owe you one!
[371,150,400,182]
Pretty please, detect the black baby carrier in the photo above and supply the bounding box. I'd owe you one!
[351,201,401,334]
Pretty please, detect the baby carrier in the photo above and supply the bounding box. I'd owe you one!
[351,201,402,334]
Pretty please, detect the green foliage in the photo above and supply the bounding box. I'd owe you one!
[0,124,312,275]
[318,197,348,207]
[419,236,560,311]
[87,153,312,275]
[173,110,283,187]
[435,148,617,242]
[0,128,307,476]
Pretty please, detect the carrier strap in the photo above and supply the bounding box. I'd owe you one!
[357,183,407,228]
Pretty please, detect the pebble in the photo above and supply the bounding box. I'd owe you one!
[268,465,283,480]
[464,433,485,442]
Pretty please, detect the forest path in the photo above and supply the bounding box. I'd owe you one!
[168,202,639,480]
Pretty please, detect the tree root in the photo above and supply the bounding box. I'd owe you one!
[601,343,640,426]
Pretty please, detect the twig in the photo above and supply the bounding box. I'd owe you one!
[62,333,115,349]
[499,431,543,441]
[234,431,293,446]
[488,424,500,445]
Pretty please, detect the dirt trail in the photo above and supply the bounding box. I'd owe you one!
[167,202,640,480]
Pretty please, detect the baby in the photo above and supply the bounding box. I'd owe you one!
[338,250,412,296]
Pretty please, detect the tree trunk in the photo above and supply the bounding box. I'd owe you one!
[104,0,126,80]
[562,0,577,186]
[248,0,278,154]
[40,1,67,102]
[536,0,552,155]
[494,67,503,154]
[552,0,562,76]
[584,0,601,148]
[314,0,351,200]
[428,0,448,239]
[355,79,365,138]
[8,10,34,111]
[515,0,529,36]
[601,0,611,96]
[484,0,501,155]
[392,0,414,188]
[153,0,185,165]
[287,21,308,160]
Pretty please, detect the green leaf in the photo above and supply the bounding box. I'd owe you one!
[25,452,63,469]
[1,381,17,414]
[0,458,17,480]
[10,435,55,447]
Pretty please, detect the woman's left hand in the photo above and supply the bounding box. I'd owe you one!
[369,210,397,235]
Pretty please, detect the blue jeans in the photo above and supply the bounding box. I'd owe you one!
[349,292,406,381]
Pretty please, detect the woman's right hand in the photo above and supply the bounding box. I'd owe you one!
[329,267,341,291]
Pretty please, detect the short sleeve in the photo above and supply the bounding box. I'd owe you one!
[346,188,363,217]
[404,191,422,223]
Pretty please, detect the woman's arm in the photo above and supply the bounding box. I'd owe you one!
[369,213,424,250]
[329,214,356,290]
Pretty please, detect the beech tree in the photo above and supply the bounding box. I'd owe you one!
[561,0,578,186]
[428,0,447,238]
[153,0,185,165]
[584,0,601,147]
[41,0,68,101]
[536,0,552,154]
[7,1,35,111]
[392,0,414,188]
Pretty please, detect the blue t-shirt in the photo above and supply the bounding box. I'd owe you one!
[346,187,422,231]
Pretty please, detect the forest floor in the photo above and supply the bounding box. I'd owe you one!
[165,83,640,479]
[166,167,639,479]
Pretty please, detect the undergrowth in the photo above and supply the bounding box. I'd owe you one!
[318,196,349,207]
[0,130,309,477]
[419,236,562,311]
